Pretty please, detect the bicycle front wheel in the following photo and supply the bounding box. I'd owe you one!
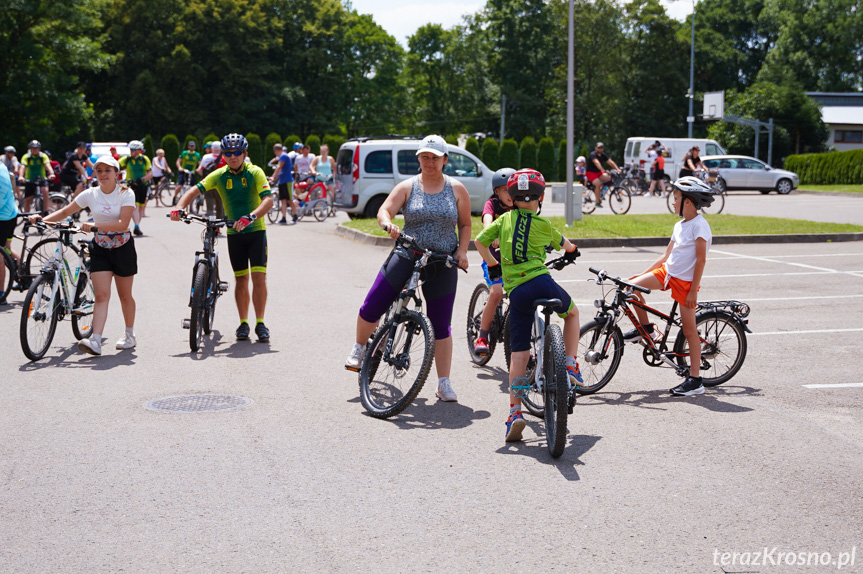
[576,318,623,394]
[673,311,747,386]
[2,248,15,297]
[359,310,435,418]
[312,199,328,222]
[544,324,568,458]
[24,238,64,279]
[71,271,95,340]
[203,257,219,335]
[20,273,60,361]
[582,187,596,214]
[609,188,632,214]
[466,283,494,365]
[189,263,208,352]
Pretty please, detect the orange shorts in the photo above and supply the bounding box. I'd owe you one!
[651,265,698,306]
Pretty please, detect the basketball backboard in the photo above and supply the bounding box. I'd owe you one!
[703,91,725,120]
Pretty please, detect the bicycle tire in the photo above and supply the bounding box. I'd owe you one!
[673,310,747,386]
[581,187,597,214]
[189,263,208,352]
[359,309,435,418]
[2,248,15,298]
[312,199,328,222]
[267,192,280,223]
[157,181,171,205]
[576,318,624,394]
[24,238,65,279]
[20,273,60,361]
[71,271,95,340]
[701,190,725,215]
[609,188,632,214]
[49,193,69,211]
[203,257,219,335]
[544,324,568,458]
[466,283,495,365]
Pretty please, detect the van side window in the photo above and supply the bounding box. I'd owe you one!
[633,142,641,157]
[397,150,420,175]
[365,150,393,174]
[442,152,479,177]
[706,143,719,155]
[625,141,633,158]
[336,148,354,175]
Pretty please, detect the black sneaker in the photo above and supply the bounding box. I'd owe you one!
[254,322,270,342]
[236,322,251,341]
[291,215,298,224]
[133,227,143,236]
[671,376,704,396]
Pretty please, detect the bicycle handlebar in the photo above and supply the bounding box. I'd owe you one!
[166,211,235,228]
[33,220,98,234]
[588,267,651,294]
[396,233,466,273]
[545,248,581,271]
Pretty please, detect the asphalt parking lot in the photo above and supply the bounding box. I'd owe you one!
[1,198,861,572]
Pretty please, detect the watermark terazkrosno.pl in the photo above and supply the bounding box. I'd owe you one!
[713,547,856,570]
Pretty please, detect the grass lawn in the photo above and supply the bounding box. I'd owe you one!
[343,214,863,239]
[798,184,863,194]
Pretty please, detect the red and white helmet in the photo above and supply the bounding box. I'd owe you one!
[506,169,546,202]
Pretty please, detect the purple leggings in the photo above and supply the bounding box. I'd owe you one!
[359,251,457,340]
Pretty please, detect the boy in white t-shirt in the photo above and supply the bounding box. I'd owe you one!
[626,176,716,396]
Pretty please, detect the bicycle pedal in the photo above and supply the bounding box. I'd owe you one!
[182,318,190,329]
[218,281,229,293]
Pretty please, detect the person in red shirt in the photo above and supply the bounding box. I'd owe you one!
[649,143,667,196]
[110,146,121,161]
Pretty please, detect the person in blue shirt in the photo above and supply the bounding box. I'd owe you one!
[0,161,20,304]
[85,143,98,178]
[270,145,297,224]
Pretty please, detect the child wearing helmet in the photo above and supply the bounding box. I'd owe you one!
[625,176,715,396]
[475,168,583,443]
[472,167,516,357]
[575,156,586,185]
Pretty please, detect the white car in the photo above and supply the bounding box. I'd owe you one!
[334,138,494,218]
[701,155,799,194]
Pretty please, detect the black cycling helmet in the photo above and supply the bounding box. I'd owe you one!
[28,140,41,149]
[672,176,715,216]
[221,133,248,152]
[492,167,517,189]
[507,168,546,202]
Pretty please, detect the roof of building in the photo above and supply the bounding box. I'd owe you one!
[807,92,863,107]
[821,106,863,126]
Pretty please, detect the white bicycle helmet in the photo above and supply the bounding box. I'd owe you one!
[129,140,145,151]
[672,176,715,215]
[576,156,585,163]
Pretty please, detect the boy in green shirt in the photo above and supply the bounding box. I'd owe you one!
[475,169,583,442]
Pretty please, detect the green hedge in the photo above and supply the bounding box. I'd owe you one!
[161,134,180,171]
[322,134,345,155]
[519,137,537,170]
[465,137,480,158]
[557,140,567,182]
[500,139,519,170]
[482,138,499,171]
[784,149,863,185]
[284,134,301,151]
[305,134,321,155]
[245,132,263,167]
[538,137,555,181]
[142,134,155,160]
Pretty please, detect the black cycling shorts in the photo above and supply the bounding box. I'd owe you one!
[130,182,149,205]
[23,181,44,197]
[0,217,15,244]
[278,182,293,202]
[177,171,198,186]
[508,274,574,352]
[227,230,267,277]
[59,172,81,189]
[90,239,138,277]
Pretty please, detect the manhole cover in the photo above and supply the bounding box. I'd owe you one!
[145,394,252,413]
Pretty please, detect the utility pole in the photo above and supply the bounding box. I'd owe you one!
[500,94,506,144]
[687,0,695,138]
[565,0,574,226]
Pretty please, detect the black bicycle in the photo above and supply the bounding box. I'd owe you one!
[169,212,231,352]
[577,267,751,394]
[359,233,464,419]
[582,170,631,215]
[466,283,509,366]
[2,212,58,300]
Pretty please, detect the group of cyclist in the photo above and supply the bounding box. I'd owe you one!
[344,135,719,443]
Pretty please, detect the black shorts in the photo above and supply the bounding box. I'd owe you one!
[653,168,665,180]
[508,274,574,352]
[227,230,267,277]
[89,239,137,277]
[177,171,198,186]
[278,182,293,202]
[59,172,81,189]
[23,181,44,197]
[130,182,148,205]
[0,217,15,244]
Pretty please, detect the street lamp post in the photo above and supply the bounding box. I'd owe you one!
[687,0,695,138]
[565,0,574,226]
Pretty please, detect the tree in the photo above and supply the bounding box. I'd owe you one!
[143,135,155,160]
[557,140,567,182]
[246,133,263,167]
[306,135,321,155]
[500,138,519,169]
[465,138,480,158]
[284,134,301,150]
[538,137,556,181]
[323,135,346,154]
[161,134,180,170]
[482,138,500,171]
[519,137,538,170]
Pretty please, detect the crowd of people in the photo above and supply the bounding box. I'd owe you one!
[2,133,719,445]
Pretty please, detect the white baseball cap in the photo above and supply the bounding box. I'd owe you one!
[416,135,448,157]
[94,155,120,171]
[210,141,221,152]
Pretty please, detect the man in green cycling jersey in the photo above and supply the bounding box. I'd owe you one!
[172,140,201,206]
[171,133,274,342]
[119,140,152,236]
[18,140,55,213]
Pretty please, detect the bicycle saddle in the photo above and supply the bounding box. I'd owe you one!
[534,298,562,309]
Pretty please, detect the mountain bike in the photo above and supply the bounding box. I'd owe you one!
[266,188,281,223]
[18,178,67,213]
[466,284,508,366]
[170,212,231,352]
[582,170,631,215]
[576,267,751,394]
[359,233,464,418]
[149,175,173,206]
[19,222,95,361]
[2,213,57,300]
[666,169,725,214]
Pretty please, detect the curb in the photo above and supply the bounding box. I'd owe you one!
[796,189,863,198]
[336,224,863,249]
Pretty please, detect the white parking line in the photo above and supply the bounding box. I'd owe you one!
[712,249,863,278]
[559,270,863,282]
[571,294,863,306]
[803,383,863,389]
[749,328,863,336]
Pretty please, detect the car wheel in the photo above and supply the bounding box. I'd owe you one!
[759,190,771,195]
[776,179,792,195]
[363,195,386,219]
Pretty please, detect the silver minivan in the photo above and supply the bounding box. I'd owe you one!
[335,138,494,218]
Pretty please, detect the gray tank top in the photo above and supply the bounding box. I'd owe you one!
[400,175,459,255]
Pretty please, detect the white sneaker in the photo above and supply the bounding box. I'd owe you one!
[435,377,458,402]
[345,342,366,372]
[116,333,137,350]
[78,336,102,356]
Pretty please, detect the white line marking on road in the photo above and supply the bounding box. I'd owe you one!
[749,328,863,336]
[571,294,863,305]
[803,383,863,389]
[712,249,863,278]
[559,270,863,282]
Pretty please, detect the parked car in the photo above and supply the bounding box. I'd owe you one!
[701,155,799,194]
[623,137,726,182]
[334,138,494,218]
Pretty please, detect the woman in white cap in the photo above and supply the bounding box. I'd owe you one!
[344,134,472,403]
[29,155,138,356]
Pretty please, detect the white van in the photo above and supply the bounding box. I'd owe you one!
[334,138,494,218]
[623,137,726,181]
